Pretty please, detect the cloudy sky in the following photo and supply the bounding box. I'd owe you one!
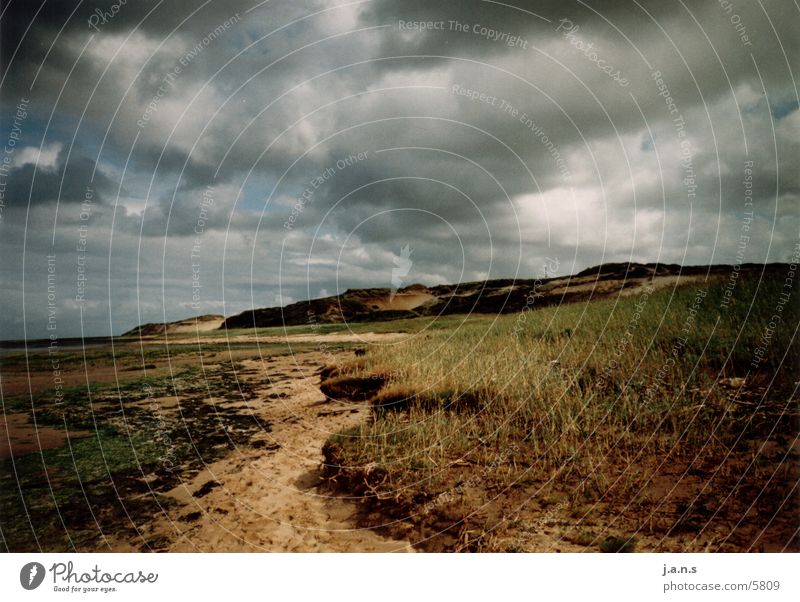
[0,0,797,339]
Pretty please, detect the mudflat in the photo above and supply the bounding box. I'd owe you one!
[0,332,411,552]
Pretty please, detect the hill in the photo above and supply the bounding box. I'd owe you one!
[121,314,225,337]
[118,262,787,336]
[220,262,780,330]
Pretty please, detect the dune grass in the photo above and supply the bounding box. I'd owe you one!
[324,273,798,508]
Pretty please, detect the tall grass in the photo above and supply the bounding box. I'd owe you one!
[325,274,798,501]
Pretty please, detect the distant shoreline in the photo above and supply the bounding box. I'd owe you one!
[0,336,119,353]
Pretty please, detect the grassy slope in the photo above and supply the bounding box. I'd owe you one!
[323,273,799,550]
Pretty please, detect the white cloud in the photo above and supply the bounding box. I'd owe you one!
[12,143,62,170]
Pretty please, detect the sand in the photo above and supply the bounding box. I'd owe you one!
[102,350,413,552]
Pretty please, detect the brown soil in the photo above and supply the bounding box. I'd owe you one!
[0,413,90,460]
[322,378,800,553]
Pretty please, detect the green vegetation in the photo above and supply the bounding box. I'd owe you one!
[1,339,329,368]
[0,428,175,550]
[203,313,469,339]
[324,275,798,550]
[1,360,269,552]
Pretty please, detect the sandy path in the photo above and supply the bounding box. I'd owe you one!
[125,350,412,552]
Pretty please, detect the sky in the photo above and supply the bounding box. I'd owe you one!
[0,0,797,339]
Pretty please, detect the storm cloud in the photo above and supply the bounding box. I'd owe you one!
[0,0,797,339]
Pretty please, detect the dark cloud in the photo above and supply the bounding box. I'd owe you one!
[1,147,114,207]
[0,0,797,339]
